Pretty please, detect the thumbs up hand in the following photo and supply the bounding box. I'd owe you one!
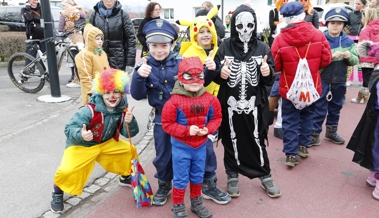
[204,50,216,71]
[137,57,152,78]
[125,106,135,124]
[220,58,231,80]
[260,55,270,77]
[81,124,93,141]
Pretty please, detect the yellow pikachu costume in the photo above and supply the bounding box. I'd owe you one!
[177,6,220,96]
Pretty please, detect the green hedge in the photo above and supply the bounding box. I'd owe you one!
[0,31,26,61]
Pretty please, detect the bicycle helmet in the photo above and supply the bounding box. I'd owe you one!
[325,7,349,26]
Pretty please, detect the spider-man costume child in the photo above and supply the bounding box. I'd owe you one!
[162,57,222,218]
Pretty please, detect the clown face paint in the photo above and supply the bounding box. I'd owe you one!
[235,11,255,53]
[102,90,122,109]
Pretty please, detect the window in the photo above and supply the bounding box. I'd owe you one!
[163,8,174,19]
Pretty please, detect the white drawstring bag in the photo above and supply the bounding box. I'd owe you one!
[285,43,320,110]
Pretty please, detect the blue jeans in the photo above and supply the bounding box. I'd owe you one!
[204,139,217,179]
[153,115,173,181]
[269,74,280,97]
[312,82,346,133]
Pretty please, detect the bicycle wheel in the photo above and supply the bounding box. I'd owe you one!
[7,52,46,93]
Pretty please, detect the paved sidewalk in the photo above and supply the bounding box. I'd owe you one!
[42,86,379,218]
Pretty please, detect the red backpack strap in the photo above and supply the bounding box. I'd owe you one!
[86,103,95,118]
[86,103,103,142]
[113,110,125,142]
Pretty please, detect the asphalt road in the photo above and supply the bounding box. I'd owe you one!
[0,64,151,218]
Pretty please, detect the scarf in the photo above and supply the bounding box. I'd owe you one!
[98,1,114,18]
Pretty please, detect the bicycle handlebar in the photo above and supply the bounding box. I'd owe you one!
[26,22,86,44]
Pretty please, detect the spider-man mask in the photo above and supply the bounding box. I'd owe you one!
[178,57,205,84]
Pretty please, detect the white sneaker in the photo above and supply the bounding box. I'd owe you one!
[346,81,352,86]
[66,82,80,88]
[351,98,364,104]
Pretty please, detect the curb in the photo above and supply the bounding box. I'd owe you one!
[40,129,155,218]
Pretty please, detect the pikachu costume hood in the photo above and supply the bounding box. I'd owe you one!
[176,6,219,59]
[176,6,220,96]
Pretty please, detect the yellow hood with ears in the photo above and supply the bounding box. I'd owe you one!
[177,5,219,54]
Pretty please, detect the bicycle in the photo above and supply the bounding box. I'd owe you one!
[7,25,83,93]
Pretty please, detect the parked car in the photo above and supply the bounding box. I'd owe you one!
[314,3,354,32]
[0,5,61,32]
[131,18,143,31]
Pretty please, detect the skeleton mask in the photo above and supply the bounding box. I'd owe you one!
[235,12,255,43]
[235,12,255,53]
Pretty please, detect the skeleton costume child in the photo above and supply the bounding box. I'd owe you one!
[214,4,280,198]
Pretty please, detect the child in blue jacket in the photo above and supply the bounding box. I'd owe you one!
[310,8,358,146]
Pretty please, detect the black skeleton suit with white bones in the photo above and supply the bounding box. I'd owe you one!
[214,4,274,179]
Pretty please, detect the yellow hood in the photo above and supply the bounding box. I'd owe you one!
[178,6,219,55]
[83,23,103,52]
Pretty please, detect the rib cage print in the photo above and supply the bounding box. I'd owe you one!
[225,56,264,166]
[227,57,258,89]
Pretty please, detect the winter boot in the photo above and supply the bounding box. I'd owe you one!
[153,180,172,206]
[367,171,376,187]
[202,175,231,204]
[172,203,188,218]
[325,125,345,144]
[309,131,320,147]
[362,87,370,103]
[260,174,281,198]
[227,174,240,197]
[172,188,187,218]
[51,192,64,213]
[298,145,309,158]
[351,87,365,103]
[190,196,212,218]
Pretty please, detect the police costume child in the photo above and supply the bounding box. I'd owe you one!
[213,4,280,198]
[130,19,180,206]
[310,8,358,146]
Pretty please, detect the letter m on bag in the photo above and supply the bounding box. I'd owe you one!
[299,91,310,102]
